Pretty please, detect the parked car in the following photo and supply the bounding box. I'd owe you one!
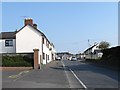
[71,57,77,61]
[68,57,72,60]
[77,57,81,60]
[56,57,61,60]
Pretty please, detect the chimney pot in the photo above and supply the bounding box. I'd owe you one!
[24,18,33,26]
[33,24,37,29]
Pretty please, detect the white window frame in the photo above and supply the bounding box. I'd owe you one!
[5,39,13,47]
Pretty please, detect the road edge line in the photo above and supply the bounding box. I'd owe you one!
[61,60,72,88]
[69,69,87,89]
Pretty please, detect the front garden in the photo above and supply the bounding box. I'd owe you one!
[1,54,33,67]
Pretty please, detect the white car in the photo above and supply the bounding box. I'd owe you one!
[71,57,77,61]
[56,57,61,60]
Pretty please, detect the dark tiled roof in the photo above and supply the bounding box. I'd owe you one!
[0,32,16,39]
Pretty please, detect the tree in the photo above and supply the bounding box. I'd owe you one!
[98,41,110,50]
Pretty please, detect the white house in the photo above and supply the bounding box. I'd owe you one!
[56,52,73,60]
[0,18,56,65]
[0,32,16,53]
[83,44,103,59]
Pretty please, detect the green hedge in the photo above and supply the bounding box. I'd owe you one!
[2,55,33,67]
[86,46,120,68]
[101,46,120,67]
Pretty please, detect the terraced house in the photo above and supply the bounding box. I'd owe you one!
[0,18,56,65]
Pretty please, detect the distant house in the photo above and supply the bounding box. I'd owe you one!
[0,18,56,64]
[76,53,82,60]
[83,44,103,59]
[56,52,73,60]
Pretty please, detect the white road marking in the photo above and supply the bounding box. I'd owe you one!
[61,61,73,88]
[61,60,87,89]
[13,70,32,82]
[9,71,29,78]
[69,69,87,89]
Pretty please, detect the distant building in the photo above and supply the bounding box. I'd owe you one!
[56,52,73,60]
[83,44,103,59]
[0,18,56,64]
[76,53,82,60]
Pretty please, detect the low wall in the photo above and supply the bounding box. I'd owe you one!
[0,67,33,71]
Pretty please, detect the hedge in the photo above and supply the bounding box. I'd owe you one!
[2,55,33,67]
[86,46,120,68]
[101,46,120,67]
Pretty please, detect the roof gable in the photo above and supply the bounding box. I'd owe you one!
[0,24,53,46]
[16,24,42,35]
[16,24,51,44]
[84,44,98,53]
[16,25,42,36]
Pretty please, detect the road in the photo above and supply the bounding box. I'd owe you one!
[63,60,119,89]
[2,60,120,89]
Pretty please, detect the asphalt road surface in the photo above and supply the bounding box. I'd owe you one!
[2,60,120,89]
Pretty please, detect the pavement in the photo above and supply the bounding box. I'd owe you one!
[2,60,83,89]
[2,60,120,90]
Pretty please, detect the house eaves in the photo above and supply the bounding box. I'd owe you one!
[0,24,53,46]
[83,44,98,53]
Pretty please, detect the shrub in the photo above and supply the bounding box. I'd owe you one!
[2,55,33,67]
[86,46,120,68]
[101,46,120,67]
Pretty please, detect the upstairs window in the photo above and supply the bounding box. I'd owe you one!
[5,40,13,47]
[48,55,49,60]
[42,37,44,44]
[46,40,47,46]
[43,53,45,59]
[46,41,49,48]
[46,54,47,61]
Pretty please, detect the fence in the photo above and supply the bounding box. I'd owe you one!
[85,54,102,60]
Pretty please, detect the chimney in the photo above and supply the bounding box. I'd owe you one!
[24,18,33,26]
[33,24,37,29]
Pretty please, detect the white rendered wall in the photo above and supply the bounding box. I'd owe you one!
[16,25,55,65]
[16,25,41,53]
[92,46,99,53]
[16,25,42,64]
[43,43,50,64]
[0,39,16,53]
